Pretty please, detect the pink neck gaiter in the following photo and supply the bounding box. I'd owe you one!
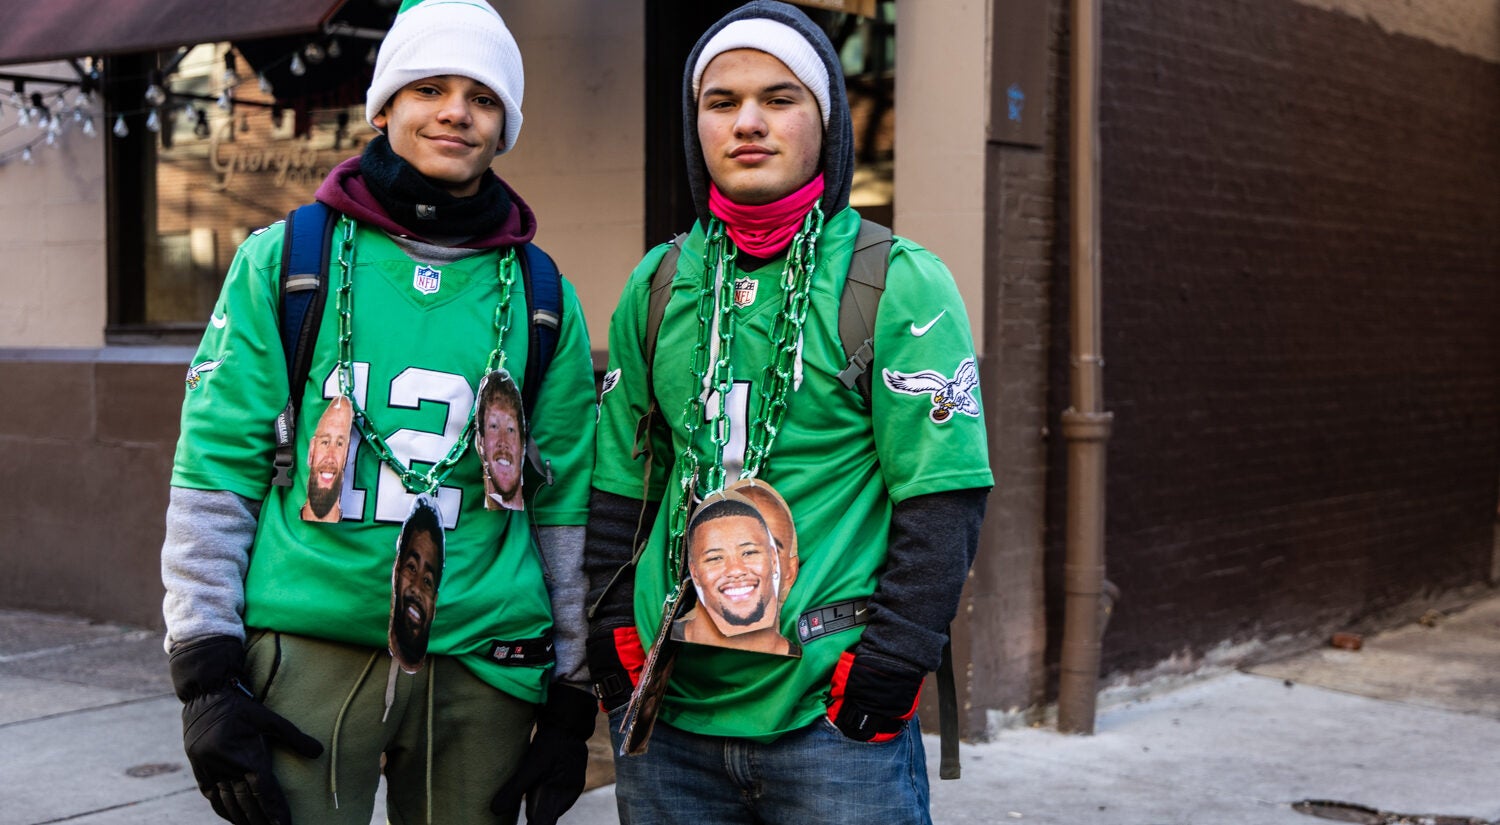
[708,175,825,258]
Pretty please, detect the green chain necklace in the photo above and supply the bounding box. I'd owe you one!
[330,216,517,496]
[662,205,824,579]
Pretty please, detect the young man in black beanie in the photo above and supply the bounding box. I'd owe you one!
[161,2,597,823]
[587,2,993,823]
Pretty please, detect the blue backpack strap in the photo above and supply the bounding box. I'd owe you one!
[271,202,337,487]
[519,242,563,486]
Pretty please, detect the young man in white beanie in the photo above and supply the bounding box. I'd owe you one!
[161,2,597,823]
[586,2,992,823]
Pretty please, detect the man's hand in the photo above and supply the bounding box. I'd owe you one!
[826,650,924,743]
[491,684,597,825]
[170,636,324,825]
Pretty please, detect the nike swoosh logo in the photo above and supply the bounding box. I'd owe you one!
[910,310,947,337]
[210,313,227,329]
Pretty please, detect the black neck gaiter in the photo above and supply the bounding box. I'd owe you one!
[359,135,511,239]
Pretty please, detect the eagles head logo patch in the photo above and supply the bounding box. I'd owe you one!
[882,357,981,423]
[185,358,224,391]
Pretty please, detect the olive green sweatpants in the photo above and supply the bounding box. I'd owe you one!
[245,630,535,825]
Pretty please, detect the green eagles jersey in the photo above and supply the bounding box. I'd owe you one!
[173,220,596,703]
[594,207,993,739]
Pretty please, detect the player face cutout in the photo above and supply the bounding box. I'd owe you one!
[726,479,797,604]
[302,396,353,523]
[389,497,444,673]
[475,371,524,511]
[671,491,797,657]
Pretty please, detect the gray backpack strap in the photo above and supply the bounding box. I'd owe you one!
[643,234,686,374]
[834,220,893,401]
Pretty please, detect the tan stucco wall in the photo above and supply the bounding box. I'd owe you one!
[894,0,990,351]
[496,1,645,348]
[1294,0,1500,62]
[0,63,108,348]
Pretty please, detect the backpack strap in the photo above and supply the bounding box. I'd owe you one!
[834,220,892,402]
[271,202,337,487]
[642,234,686,382]
[519,242,564,487]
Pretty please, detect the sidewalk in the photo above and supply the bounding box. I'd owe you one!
[4,594,1499,825]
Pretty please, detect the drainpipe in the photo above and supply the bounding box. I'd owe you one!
[1057,0,1113,735]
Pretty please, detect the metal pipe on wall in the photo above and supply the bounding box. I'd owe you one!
[1057,0,1114,735]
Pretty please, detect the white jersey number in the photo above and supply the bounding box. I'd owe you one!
[321,365,471,527]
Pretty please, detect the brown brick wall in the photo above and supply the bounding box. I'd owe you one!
[1047,0,1500,676]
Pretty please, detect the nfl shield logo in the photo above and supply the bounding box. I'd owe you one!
[733,277,758,308]
[413,265,441,295]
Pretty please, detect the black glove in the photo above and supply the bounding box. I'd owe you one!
[827,651,924,742]
[586,625,642,713]
[491,684,597,824]
[169,635,324,825]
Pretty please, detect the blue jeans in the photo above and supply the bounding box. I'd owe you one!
[609,708,932,825]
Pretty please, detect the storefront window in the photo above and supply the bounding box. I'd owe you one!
[141,43,374,327]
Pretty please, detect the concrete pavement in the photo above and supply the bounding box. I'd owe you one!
[4,593,1499,824]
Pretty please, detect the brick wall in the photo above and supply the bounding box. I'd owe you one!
[1048,0,1500,675]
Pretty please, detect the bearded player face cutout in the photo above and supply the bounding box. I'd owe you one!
[302,396,354,523]
[670,490,798,657]
[475,370,525,511]
[389,496,445,673]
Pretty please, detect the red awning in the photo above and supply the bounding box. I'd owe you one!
[0,0,349,66]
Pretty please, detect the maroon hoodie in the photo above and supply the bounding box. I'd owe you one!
[313,156,538,250]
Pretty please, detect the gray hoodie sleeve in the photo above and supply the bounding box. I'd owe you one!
[536,524,591,690]
[160,486,259,651]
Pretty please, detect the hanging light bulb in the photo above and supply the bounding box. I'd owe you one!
[217,90,233,111]
[144,71,167,106]
[181,100,197,118]
[45,122,59,146]
[289,53,307,76]
[17,103,30,127]
[327,38,342,59]
[82,115,97,138]
[22,145,33,164]
[30,93,49,129]
[239,113,250,133]
[223,52,240,88]
[259,72,273,94]
[146,108,161,133]
[194,109,211,139]
[303,42,325,64]
[113,113,129,137]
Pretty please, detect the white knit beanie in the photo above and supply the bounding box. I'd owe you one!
[690,18,831,128]
[365,0,525,155]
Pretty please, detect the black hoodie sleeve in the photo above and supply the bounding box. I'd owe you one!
[852,487,989,677]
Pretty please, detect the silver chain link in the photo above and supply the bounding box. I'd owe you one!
[332,216,517,496]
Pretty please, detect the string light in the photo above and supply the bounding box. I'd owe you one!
[2,15,393,170]
[144,71,167,107]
